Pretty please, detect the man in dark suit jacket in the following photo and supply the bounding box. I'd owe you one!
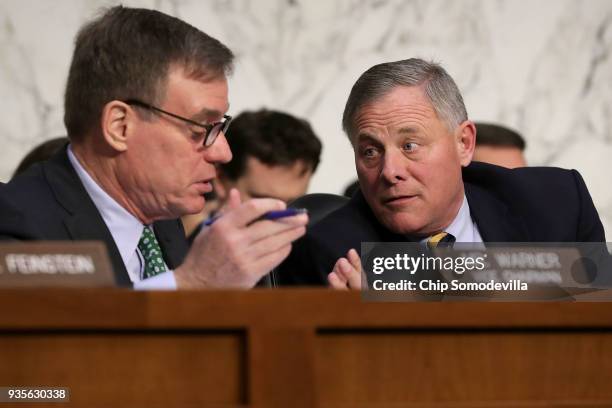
[276,58,605,288]
[0,148,188,286]
[0,6,307,288]
[277,163,605,286]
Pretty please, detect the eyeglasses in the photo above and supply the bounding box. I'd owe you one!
[124,99,232,147]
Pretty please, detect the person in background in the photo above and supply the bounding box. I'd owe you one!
[11,137,68,179]
[473,122,527,168]
[182,109,322,243]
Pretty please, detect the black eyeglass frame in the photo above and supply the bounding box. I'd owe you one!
[124,99,232,147]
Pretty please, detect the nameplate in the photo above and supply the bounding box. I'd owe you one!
[0,242,115,287]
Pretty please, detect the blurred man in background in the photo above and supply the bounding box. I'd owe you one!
[473,122,527,168]
[183,109,322,243]
[11,137,69,179]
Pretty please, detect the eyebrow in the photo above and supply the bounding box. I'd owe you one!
[356,132,380,144]
[398,127,420,135]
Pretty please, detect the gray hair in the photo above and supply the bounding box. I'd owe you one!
[342,58,468,139]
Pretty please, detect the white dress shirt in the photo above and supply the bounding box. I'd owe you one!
[422,195,484,243]
[67,146,177,290]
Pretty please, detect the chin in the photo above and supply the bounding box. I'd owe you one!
[186,201,206,215]
[172,197,206,217]
[378,211,428,236]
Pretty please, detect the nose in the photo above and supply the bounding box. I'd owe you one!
[381,149,408,184]
[204,131,232,164]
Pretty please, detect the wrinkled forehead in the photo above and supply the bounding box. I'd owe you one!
[350,86,438,142]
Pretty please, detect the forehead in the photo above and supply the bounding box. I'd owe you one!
[163,66,230,119]
[353,86,440,136]
[473,145,526,168]
[242,157,312,199]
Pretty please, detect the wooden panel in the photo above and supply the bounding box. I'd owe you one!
[248,327,317,408]
[315,330,612,405]
[2,289,612,407]
[3,289,612,329]
[0,332,245,407]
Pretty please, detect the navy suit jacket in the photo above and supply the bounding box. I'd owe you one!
[0,147,189,287]
[277,162,606,285]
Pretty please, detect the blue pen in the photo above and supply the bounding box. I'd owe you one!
[204,208,308,226]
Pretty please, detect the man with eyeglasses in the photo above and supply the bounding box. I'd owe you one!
[0,6,308,289]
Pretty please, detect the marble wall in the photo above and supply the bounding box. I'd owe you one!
[1,0,611,236]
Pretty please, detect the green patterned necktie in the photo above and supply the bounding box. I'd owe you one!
[137,226,168,279]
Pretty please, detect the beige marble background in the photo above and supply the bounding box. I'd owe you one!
[1,0,611,236]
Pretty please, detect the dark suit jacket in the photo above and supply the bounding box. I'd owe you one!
[277,162,606,285]
[0,147,189,287]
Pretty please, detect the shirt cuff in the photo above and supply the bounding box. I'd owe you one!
[133,270,177,290]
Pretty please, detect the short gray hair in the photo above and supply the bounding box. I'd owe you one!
[342,58,468,139]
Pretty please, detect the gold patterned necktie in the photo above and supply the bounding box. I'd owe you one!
[137,226,168,279]
[427,232,456,250]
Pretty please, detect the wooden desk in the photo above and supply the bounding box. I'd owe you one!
[0,289,611,407]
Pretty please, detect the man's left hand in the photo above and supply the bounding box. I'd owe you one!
[328,248,363,290]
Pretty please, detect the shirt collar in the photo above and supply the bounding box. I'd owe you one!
[419,194,481,243]
[67,145,144,267]
[444,194,483,242]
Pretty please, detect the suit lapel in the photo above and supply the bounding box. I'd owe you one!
[464,182,531,242]
[43,148,132,286]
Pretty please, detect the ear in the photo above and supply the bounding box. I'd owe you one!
[100,101,131,152]
[456,120,476,167]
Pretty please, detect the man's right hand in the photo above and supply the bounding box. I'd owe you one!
[175,189,308,289]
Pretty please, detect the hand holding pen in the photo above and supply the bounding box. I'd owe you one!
[175,189,309,289]
[204,208,308,226]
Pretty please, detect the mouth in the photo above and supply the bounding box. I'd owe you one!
[383,195,418,207]
[193,180,213,194]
